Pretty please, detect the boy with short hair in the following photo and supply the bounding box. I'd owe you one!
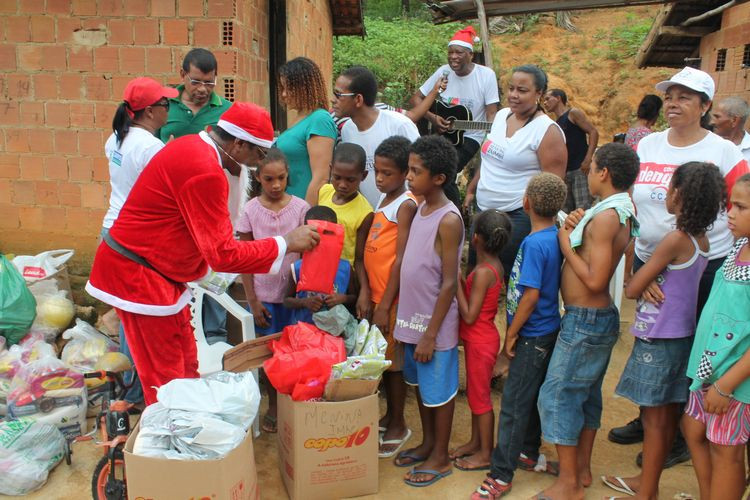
[360,136,418,458]
[536,143,641,500]
[392,135,464,487]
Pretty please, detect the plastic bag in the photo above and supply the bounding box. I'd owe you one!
[28,279,75,341]
[331,355,392,380]
[11,249,74,283]
[264,322,347,401]
[352,319,388,357]
[0,349,22,416]
[297,220,345,294]
[313,305,358,354]
[0,255,37,346]
[197,270,239,295]
[60,319,118,372]
[0,419,65,495]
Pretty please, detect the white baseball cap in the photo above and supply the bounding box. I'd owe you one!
[655,66,715,100]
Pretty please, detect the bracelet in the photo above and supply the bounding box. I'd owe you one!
[712,382,734,399]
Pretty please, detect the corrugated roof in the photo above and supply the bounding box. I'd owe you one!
[331,0,365,36]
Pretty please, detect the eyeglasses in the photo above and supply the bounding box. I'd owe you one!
[212,140,245,169]
[187,78,217,88]
[333,90,357,99]
[255,146,268,160]
[151,100,170,109]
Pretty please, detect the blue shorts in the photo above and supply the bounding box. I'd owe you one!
[248,302,294,336]
[615,336,692,407]
[403,344,458,407]
[538,305,620,446]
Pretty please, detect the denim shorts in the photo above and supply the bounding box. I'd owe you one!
[403,344,458,407]
[615,336,692,407]
[538,304,620,446]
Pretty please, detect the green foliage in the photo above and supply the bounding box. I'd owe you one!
[333,17,461,107]
[605,13,652,62]
[363,0,432,21]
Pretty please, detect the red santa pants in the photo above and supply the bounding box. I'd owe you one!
[116,306,199,405]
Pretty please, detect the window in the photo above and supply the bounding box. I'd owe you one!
[223,79,235,102]
[222,21,233,46]
[743,44,750,68]
[716,48,727,71]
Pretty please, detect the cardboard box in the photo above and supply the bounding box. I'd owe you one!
[277,393,379,500]
[323,378,380,402]
[222,332,282,372]
[124,422,259,500]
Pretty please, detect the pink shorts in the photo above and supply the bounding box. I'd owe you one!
[464,339,499,415]
[685,386,750,446]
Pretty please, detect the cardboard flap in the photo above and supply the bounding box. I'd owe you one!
[222,333,281,372]
[323,378,380,401]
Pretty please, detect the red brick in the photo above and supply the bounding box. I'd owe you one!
[0,45,16,70]
[0,154,20,179]
[133,19,160,45]
[193,20,220,46]
[95,102,117,127]
[97,0,123,16]
[41,45,66,70]
[33,73,57,99]
[59,73,84,99]
[0,102,19,125]
[6,16,30,42]
[18,45,43,70]
[19,101,44,125]
[30,15,55,42]
[12,180,35,204]
[41,206,67,230]
[66,207,94,233]
[92,157,109,182]
[0,204,20,229]
[111,75,131,99]
[146,47,173,74]
[45,102,70,127]
[58,182,81,207]
[19,206,43,229]
[0,0,17,14]
[119,46,145,73]
[47,0,71,14]
[108,18,133,45]
[94,46,118,72]
[54,130,78,154]
[69,103,94,127]
[179,0,204,17]
[0,179,10,204]
[72,0,96,15]
[45,156,68,180]
[68,157,92,182]
[5,130,28,153]
[28,129,54,154]
[5,74,32,99]
[162,19,188,45]
[215,50,237,74]
[151,0,176,17]
[20,0,44,13]
[81,18,105,30]
[56,17,82,43]
[123,0,148,16]
[78,129,103,155]
[207,0,234,17]
[81,182,108,208]
[68,46,93,72]
[19,156,44,180]
[35,180,59,205]
[85,75,112,101]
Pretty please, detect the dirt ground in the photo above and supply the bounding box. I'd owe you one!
[14,298,704,500]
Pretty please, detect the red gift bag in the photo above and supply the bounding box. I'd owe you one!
[296,219,344,295]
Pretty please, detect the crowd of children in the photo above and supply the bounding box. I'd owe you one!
[236,126,750,497]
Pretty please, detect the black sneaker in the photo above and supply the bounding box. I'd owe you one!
[608,417,644,444]
[636,440,691,469]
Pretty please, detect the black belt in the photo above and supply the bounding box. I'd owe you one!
[101,229,181,285]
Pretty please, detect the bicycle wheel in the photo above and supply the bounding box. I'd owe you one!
[91,454,126,500]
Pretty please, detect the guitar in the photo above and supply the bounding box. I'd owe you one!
[434,100,493,146]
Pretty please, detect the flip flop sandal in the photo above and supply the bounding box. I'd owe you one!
[600,475,636,496]
[518,453,559,476]
[470,476,512,499]
[404,467,453,487]
[454,457,491,472]
[379,428,412,459]
[261,413,277,433]
[394,449,428,468]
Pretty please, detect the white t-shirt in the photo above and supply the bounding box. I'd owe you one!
[420,63,499,144]
[634,129,750,261]
[740,131,750,164]
[340,109,420,207]
[476,108,563,212]
[103,128,164,229]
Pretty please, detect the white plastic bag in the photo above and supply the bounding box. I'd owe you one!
[11,250,74,283]
[61,319,118,372]
[0,419,65,495]
[352,319,387,356]
[196,270,239,295]
[168,410,246,459]
[27,280,75,341]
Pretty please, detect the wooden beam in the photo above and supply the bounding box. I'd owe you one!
[474,0,495,72]
[657,25,716,37]
[635,4,672,68]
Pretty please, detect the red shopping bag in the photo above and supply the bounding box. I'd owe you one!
[296,220,344,295]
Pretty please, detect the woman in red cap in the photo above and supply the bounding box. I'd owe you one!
[101,77,178,409]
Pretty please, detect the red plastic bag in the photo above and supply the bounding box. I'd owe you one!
[263,322,346,401]
[296,220,344,295]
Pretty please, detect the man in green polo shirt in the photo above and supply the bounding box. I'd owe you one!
[158,48,231,142]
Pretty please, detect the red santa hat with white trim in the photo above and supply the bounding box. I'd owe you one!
[216,102,274,148]
[448,26,480,51]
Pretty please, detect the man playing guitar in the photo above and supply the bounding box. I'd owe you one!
[410,26,499,208]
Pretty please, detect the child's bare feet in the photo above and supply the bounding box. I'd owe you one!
[394,445,431,467]
[579,465,592,487]
[454,452,491,471]
[403,456,453,486]
[533,477,584,500]
[449,441,479,460]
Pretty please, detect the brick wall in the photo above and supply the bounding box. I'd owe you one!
[699,3,750,104]
[0,0,335,280]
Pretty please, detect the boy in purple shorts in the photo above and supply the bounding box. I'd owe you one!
[393,136,464,488]
[536,143,640,499]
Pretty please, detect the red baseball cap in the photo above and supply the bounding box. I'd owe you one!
[122,77,178,116]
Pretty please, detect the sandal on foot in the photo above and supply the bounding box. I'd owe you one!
[470,476,512,499]
[261,413,277,433]
[601,476,636,496]
[394,449,427,468]
[404,467,453,487]
[378,428,412,458]
[454,457,491,471]
[518,453,559,476]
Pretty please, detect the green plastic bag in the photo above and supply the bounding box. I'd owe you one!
[0,255,36,346]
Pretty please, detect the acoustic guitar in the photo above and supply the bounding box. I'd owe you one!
[434,100,493,146]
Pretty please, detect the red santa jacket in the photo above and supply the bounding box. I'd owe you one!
[86,132,286,316]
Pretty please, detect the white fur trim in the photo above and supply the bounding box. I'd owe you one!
[448,40,473,50]
[269,236,287,275]
[85,281,193,317]
[216,119,273,148]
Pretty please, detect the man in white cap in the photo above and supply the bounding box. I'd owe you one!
[411,26,499,208]
[86,102,319,405]
[710,96,750,163]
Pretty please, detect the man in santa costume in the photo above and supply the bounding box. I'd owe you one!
[86,102,319,405]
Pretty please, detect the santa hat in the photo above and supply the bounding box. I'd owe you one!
[448,26,480,51]
[216,102,274,148]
